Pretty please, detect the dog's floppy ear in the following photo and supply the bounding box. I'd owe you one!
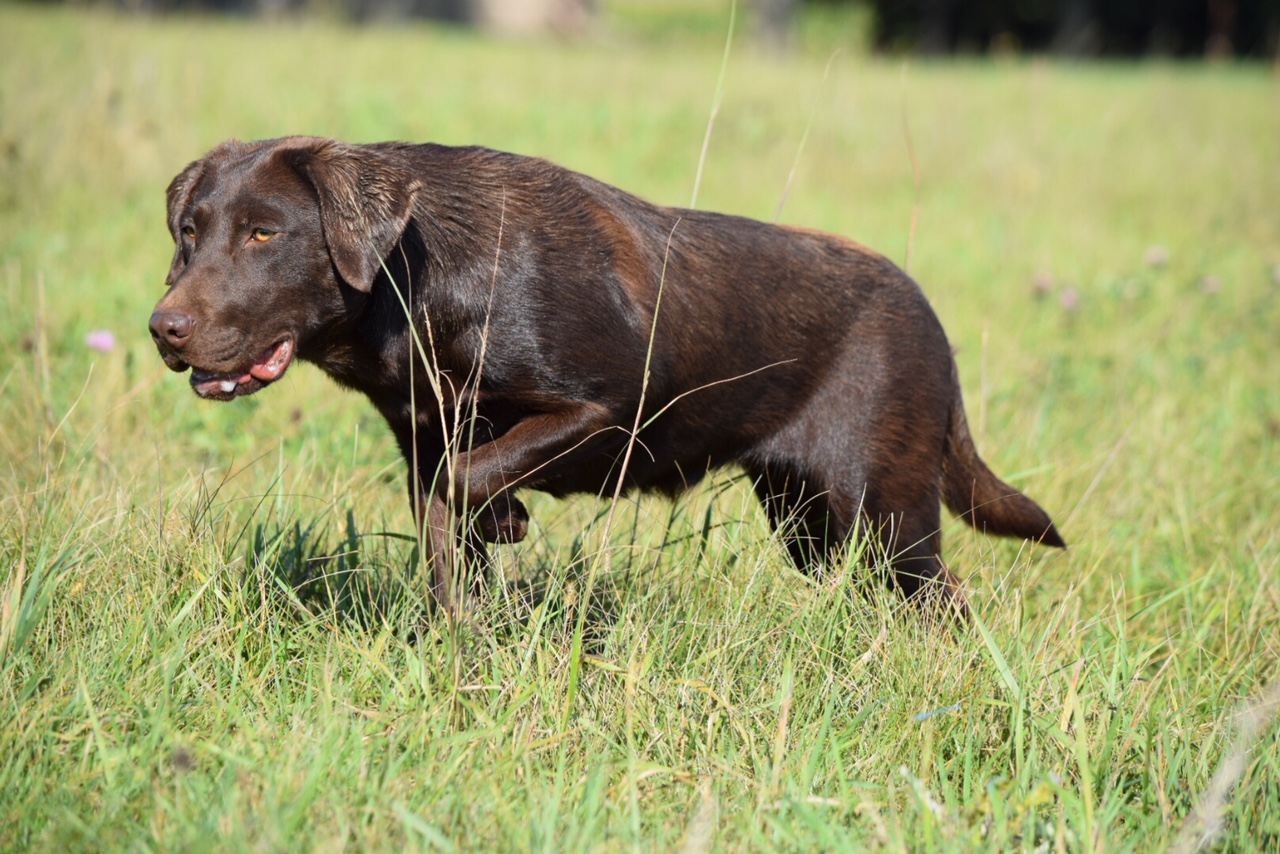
[164,158,205,286]
[288,140,419,293]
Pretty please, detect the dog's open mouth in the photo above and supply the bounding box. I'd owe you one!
[189,338,295,400]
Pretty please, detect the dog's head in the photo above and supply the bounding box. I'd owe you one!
[149,136,418,400]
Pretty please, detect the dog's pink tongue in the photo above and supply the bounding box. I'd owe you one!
[248,339,294,382]
[193,372,250,395]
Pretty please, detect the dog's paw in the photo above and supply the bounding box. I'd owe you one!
[476,494,529,544]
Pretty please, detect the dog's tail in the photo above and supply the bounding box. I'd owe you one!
[941,363,1065,548]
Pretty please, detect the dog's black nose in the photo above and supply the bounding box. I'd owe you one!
[149,311,194,349]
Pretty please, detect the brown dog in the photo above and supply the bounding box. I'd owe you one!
[149,136,1063,617]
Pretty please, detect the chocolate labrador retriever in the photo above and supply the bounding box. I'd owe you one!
[149,136,1063,618]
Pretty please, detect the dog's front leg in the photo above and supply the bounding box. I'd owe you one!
[444,401,615,541]
[413,489,491,619]
[396,430,492,619]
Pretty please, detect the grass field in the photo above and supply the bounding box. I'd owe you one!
[2,3,1278,850]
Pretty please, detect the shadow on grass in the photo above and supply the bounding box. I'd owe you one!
[244,509,418,630]
[496,526,626,654]
[242,508,624,650]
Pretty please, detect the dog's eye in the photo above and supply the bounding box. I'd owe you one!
[181,225,196,240]
[250,228,277,243]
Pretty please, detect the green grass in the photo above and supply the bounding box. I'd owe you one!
[2,3,1279,850]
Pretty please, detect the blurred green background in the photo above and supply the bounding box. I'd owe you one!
[1,1,1278,850]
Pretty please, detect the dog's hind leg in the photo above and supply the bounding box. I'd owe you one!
[749,456,967,617]
[748,463,848,577]
[860,486,967,622]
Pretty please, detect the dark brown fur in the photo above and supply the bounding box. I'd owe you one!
[149,136,1064,618]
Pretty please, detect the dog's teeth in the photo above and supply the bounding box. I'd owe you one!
[220,380,237,394]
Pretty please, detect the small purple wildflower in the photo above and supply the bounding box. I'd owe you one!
[1059,288,1080,311]
[1144,245,1170,268]
[1200,275,1221,295]
[86,330,116,352]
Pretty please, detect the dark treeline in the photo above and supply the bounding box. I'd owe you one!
[860,0,1279,57]
[46,0,1280,56]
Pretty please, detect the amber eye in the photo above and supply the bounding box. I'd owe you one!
[250,228,277,243]
[181,225,196,240]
